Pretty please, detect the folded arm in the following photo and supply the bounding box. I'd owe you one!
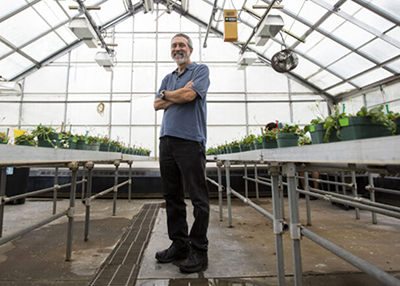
[153,81,197,111]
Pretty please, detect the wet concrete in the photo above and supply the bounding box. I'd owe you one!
[0,197,399,286]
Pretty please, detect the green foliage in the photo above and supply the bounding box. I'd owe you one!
[15,133,35,145]
[298,136,312,146]
[262,129,278,140]
[87,136,99,145]
[356,105,397,134]
[323,105,347,142]
[32,124,56,140]
[0,132,8,141]
[240,134,256,146]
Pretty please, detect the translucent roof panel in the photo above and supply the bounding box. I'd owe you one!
[0,0,398,101]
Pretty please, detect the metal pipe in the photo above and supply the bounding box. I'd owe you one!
[207,177,221,188]
[203,0,218,48]
[270,165,286,286]
[284,163,303,286]
[240,0,278,54]
[297,189,400,220]
[304,172,312,226]
[297,175,353,188]
[3,181,85,203]
[217,161,223,221]
[279,175,285,219]
[128,160,133,202]
[302,228,400,286]
[243,176,271,187]
[368,173,378,224]
[309,186,400,213]
[84,162,94,241]
[255,164,259,199]
[229,188,274,221]
[225,161,233,227]
[90,180,129,201]
[244,163,248,198]
[366,185,400,195]
[341,171,349,210]
[0,210,68,246]
[53,167,59,214]
[113,161,120,216]
[351,171,361,220]
[66,162,78,261]
[0,168,6,237]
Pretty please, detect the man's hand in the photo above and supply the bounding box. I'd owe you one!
[154,98,174,111]
[184,80,194,89]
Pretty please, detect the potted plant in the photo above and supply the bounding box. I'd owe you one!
[261,129,278,149]
[0,131,8,144]
[254,135,263,150]
[99,137,110,152]
[308,104,345,144]
[32,124,59,148]
[229,140,241,153]
[240,134,256,152]
[109,140,120,152]
[74,134,87,150]
[15,133,36,146]
[85,136,100,151]
[339,105,396,141]
[277,124,301,148]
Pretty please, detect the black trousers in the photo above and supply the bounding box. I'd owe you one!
[159,136,209,252]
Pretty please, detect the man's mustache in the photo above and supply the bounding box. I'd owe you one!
[173,51,185,57]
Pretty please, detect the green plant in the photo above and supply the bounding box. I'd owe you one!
[323,105,347,142]
[75,134,86,141]
[109,140,121,148]
[298,136,312,146]
[356,105,397,135]
[99,137,108,144]
[261,129,278,141]
[87,136,99,145]
[0,132,8,141]
[15,133,35,146]
[240,134,256,147]
[280,124,304,136]
[32,124,56,140]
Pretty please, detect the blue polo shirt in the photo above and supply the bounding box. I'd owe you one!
[156,62,210,146]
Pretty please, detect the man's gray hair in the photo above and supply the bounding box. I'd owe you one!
[172,33,193,50]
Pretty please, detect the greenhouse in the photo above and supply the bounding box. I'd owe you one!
[0,0,400,285]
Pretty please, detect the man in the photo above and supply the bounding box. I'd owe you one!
[153,33,210,273]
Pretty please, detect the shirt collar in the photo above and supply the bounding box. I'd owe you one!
[172,62,196,75]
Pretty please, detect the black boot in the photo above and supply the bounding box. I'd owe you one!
[179,248,208,273]
[155,241,190,263]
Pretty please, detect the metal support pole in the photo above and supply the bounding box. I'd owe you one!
[270,165,286,286]
[351,171,361,220]
[283,162,303,286]
[341,171,349,210]
[128,160,133,202]
[279,174,285,219]
[66,162,78,261]
[225,161,233,227]
[81,166,86,200]
[217,161,223,221]
[244,163,248,198]
[113,161,120,216]
[334,173,339,194]
[368,173,378,224]
[304,172,311,226]
[255,164,259,199]
[0,168,6,238]
[84,162,94,241]
[53,167,59,215]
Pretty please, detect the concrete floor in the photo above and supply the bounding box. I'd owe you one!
[0,196,400,286]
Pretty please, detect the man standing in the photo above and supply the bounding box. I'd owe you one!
[153,33,210,273]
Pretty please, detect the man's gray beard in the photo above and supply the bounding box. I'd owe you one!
[172,54,188,65]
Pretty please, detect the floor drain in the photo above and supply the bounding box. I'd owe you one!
[89,203,160,286]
